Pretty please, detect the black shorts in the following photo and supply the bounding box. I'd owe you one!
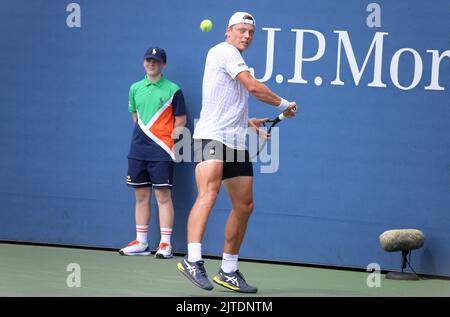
[126,158,173,189]
[193,139,253,180]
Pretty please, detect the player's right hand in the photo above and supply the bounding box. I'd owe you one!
[283,102,297,118]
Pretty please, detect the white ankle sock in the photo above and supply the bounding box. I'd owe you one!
[221,253,238,273]
[188,243,202,262]
[136,225,148,244]
[160,228,173,245]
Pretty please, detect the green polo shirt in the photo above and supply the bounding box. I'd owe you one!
[128,75,186,161]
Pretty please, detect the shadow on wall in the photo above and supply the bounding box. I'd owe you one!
[419,245,437,275]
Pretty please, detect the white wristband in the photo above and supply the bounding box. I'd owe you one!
[276,98,290,112]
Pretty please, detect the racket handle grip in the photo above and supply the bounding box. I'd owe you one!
[278,105,297,121]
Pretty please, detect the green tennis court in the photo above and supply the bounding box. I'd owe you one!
[1,243,449,297]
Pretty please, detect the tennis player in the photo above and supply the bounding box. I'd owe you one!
[120,47,187,258]
[177,12,296,292]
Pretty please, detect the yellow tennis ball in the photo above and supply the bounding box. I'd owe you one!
[200,19,213,32]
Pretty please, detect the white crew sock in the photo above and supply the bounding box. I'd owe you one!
[136,225,148,244]
[188,243,202,262]
[221,253,238,273]
[160,228,173,245]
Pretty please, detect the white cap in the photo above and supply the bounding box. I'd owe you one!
[228,12,256,27]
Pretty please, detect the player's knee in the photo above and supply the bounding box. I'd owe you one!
[246,201,254,215]
[135,188,151,204]
[155,189,172,205]
[236,200,254,216]
[199,189,219,206]
[248,201,255,213]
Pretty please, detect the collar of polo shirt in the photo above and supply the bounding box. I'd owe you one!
[145,75,164,86]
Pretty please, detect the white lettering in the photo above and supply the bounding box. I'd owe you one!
[66,263,81,287]
[66,3,81,28]
[331,31,388,87]
[366,3,382,28]
[366,263,381,288]
[390,48,423,90]
[256,28,281,82]
[288,29,326,84]
[425,50,450,91]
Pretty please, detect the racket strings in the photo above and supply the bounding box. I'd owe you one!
[254,120,279,157]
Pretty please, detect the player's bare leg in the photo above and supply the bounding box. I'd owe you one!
[213,175,257,293]
[187,160,223,243]
[154,188,174,258]
[155,188,174,229]
[135,187,151,225]
[119,187,151,256]
[222,176,254,254]
[178,160,222,291]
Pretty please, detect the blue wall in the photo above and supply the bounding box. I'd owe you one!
[1,0,449,276]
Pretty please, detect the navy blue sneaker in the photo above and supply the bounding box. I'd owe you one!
[177,256,214,291]
[213,269,258,293]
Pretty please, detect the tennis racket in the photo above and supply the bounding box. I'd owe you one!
[253,105,298,158]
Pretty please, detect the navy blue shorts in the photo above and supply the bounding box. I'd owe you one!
[126,159,173,189]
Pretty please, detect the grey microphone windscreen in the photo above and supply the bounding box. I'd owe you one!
[379,229,425,252]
